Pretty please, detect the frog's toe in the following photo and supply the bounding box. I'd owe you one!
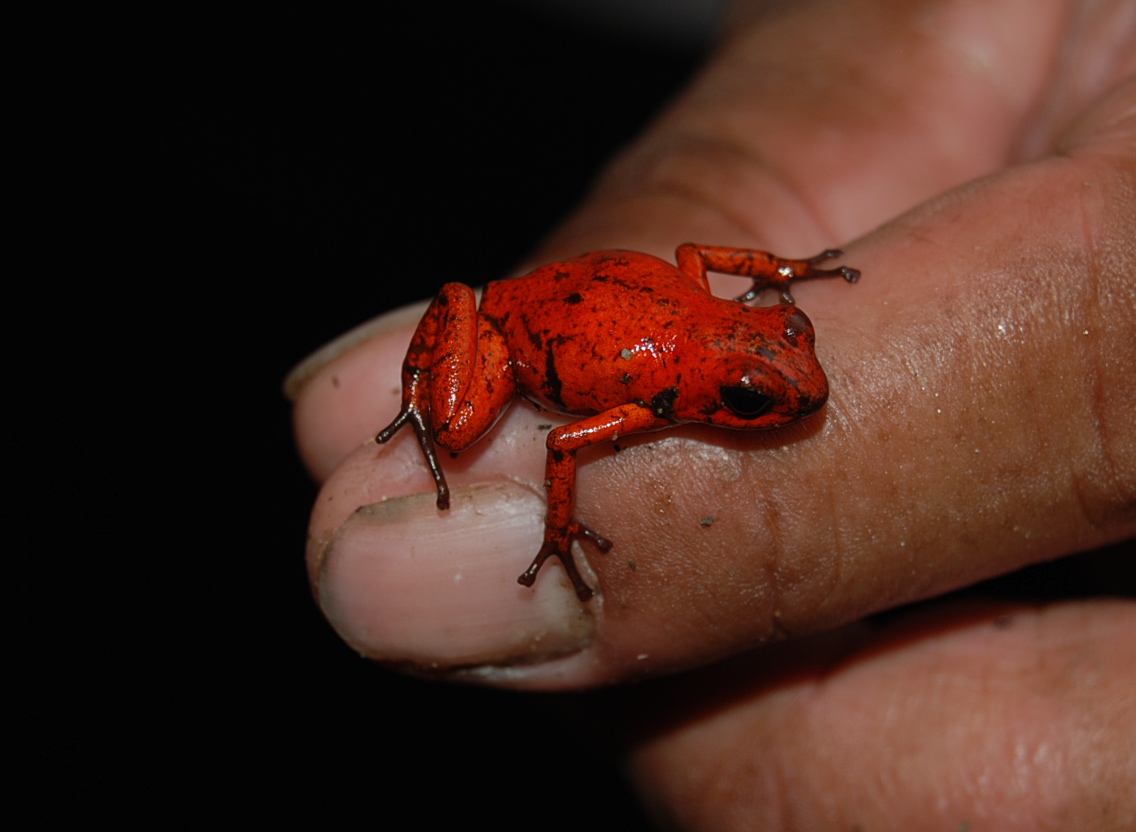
[576,521,613,553]
[516,548,594,601]
[517,523,609,601]
[806,248,844,265]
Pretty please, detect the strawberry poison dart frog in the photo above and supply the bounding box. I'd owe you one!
[376,245,858,601]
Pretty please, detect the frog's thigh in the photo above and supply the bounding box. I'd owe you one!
[432,316,516,449]
[424,283,480,422]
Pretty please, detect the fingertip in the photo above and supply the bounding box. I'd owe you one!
[289,311,422,481]
[312,480,602,677]
[284,302,429,403]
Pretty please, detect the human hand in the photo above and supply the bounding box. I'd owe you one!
[290,0,1134,827]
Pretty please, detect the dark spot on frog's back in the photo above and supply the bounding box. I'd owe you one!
[482,309,508,331]
[543,335,567,409]
[564,292,583,305]
[650,386,680,420]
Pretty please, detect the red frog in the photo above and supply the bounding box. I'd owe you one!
[376,244,858,601]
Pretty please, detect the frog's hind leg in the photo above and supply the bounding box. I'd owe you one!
[675,243,859,304]
[376,382,452,509]
[375,284,514,511]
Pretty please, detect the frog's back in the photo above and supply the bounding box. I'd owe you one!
[482,249,710,322]
[480,250,724,415]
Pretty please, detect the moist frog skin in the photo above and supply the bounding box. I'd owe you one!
[377,244,859,601]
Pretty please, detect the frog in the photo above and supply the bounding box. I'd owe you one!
[376,244,859,601]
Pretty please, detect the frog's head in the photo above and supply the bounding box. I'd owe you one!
[692,304,830,430]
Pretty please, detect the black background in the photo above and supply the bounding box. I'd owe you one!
[132,4,699,827]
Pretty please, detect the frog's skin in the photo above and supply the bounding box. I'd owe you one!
[377,244,859,601]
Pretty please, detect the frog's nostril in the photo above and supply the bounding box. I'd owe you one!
[720,385,775,419]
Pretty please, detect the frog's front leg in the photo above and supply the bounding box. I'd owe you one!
[675,243,860,304]
[517,403,672,600]
[376,284,515,510]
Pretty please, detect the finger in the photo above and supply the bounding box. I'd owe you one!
[303,76,1134,688]
[290,0,1134,474]
[288,302,429,481]
[625,599,1136,831]
[541,0,1136,260]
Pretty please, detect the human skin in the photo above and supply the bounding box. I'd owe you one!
[289,0,1135,828]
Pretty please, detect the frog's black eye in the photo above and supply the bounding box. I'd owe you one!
[720,386,775,419]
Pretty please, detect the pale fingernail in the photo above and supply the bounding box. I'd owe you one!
[283,301,429,401]
[317,481,597,673]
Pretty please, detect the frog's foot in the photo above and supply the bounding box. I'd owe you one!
[517,521,612,602]
[376,405,452,510]
[805,249,861,285]
[735,249,861,304]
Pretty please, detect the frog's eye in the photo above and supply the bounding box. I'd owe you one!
[720,385,775,419]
